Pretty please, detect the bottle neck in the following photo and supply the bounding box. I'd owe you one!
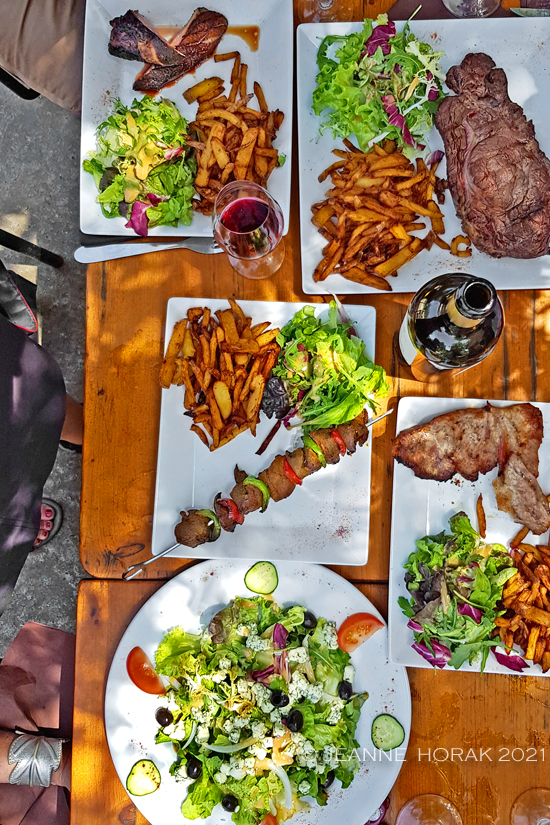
[446,279,495,329]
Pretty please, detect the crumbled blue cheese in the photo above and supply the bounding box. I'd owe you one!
[246,633,270,652]
[228,730,240,744]
[289,671,323,704]
[219,656,231,670]
[343,664,355,683]
[210,671,227,683]
[220,762,231,775]
[326,698,345,724]
[191,705,215,724]
[298,780,311,795]
[321,621,339,650]
[236,624,251,636]
[273,722,286,738]
[270,708,283,724]
[214,771,225,783]
[174,763,188,781]
[249,743,267,760]
[288,646,308,663]
[261,736,274,749]
[323,744,339,769]
[196,724,210,743]
[236,679,252,699]
[251,721,268,739]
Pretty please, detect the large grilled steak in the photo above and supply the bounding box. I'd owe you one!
[133,8,228,93]
[435,53,550,259]
[392,403,550,535]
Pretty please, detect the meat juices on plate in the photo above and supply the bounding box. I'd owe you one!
[435,52,550,259]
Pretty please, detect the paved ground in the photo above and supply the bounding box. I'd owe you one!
[0,85,88,656]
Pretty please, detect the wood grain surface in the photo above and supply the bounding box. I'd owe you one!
[81,0,546,584]
[72,579,550,825]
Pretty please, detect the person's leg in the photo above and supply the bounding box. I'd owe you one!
[60,392,83,445]
[0,316,66,615]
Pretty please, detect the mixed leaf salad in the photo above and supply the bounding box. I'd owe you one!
[264,301,388,433]
[83,96,196,236]
[312,14,445,156]
[152,594,368,824]
[399,512,520,672]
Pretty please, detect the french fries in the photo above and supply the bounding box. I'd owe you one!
[183,53,285,215]
[499,538,550,671]
[160,300,281,451]
[311,139,453,289]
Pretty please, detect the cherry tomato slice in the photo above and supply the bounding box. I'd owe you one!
[259,815,279,825]
[337,613,384,653]
[126,646,166,695]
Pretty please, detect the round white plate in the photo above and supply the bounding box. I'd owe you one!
[104,560,411,825]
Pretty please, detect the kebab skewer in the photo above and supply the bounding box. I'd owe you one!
[175,410,372,547]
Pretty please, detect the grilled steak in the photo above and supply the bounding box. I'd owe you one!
[108,10,184,65]
[133,8,228,93]
[392,403,550,535]
[435,53,550,259]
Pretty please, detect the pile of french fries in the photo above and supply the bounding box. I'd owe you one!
[311,138,463,291]
[160,299,281,451]
[182,52,284,215]
[493,515,550,673]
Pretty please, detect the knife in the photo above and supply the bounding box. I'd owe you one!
[74,237,222,263]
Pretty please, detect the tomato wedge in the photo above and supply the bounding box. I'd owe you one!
[330,429,347,456]
[283,456,303,486]
[259,815,279,825]
[126,646,166,695]
[337,613,384,652]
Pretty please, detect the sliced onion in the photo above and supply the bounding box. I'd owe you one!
[204,735,257,754]
[270,761,293,810]
[181,721,197,749]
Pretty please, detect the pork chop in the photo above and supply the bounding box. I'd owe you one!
[392,403,550,535]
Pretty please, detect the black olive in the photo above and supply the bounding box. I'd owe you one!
[322,769,335,790]
[338,680,352,700]
[222,794,239,812]
[270,689,290,708]
[303,611,317,630]
[186,756,202,779]
[286,709,303,732]
[155,707,173,727]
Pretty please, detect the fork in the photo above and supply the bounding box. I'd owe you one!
[74,237,222,264]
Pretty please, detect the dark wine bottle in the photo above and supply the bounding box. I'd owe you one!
[398,274,504,382]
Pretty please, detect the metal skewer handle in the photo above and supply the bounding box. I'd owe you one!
[122,543,181,580]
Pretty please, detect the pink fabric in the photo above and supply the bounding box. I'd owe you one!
[0,623,74,825]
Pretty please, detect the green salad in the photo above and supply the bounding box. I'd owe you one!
[153,595,367,824]
[83,96,196,236]
[272,301,389,433]
[312,14,445,156]
[399,512,519,671]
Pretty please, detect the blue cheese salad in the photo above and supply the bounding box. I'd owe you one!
[152,596,367,824]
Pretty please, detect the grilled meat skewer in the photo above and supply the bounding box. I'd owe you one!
[175,411,370,547]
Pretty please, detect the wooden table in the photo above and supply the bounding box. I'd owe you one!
[74,0,549,822]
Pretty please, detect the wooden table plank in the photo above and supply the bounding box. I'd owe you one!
[72,578,550,825]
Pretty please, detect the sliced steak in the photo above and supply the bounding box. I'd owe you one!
[286,448,316,481]
[230,483,262,516]
[310,429,341,465]
[133,8,228,93]
[109,10,184,65]
[493,454,550,535]
[435,52,550,259]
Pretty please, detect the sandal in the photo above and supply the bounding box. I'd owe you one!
[33,498,63,549]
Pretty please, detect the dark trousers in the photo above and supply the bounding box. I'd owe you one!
[0,315,65,615]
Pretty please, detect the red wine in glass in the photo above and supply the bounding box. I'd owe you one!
[213,182,285,280]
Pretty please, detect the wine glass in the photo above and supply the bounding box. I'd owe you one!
[511,789,550,825]
[299,0,355,22]
[212,181,285,280]
[396,794,463,825]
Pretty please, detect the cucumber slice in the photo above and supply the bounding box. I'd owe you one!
[126,759,161,796]
[244,561,278,594]
[371,714,405,751]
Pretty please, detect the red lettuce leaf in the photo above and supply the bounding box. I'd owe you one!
[412,639,451,668]
[458,602,482,624]
[491,647,529,672]
[362,22,396,58]
[125,201,149,237]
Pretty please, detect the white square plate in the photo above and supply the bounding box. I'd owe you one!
[388,396,550,676]
[80,0,293,235]
[152,298,377,564]
[297,18,550,295]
